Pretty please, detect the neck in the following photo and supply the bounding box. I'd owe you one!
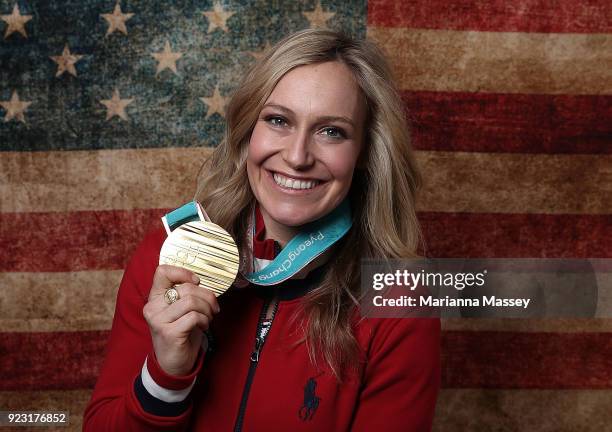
[259,208,300,248]
[254,205,337,279]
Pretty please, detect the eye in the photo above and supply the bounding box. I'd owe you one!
[265,115,287,127]
[320,126,346,139]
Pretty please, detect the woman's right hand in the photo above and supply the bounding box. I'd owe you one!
[143,265,220,376]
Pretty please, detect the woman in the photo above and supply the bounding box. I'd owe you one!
[84,28,440,431]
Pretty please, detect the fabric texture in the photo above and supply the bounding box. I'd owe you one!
[83,220,441,431]
[3,2,605,430]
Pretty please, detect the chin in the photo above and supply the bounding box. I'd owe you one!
[266,202,324,227]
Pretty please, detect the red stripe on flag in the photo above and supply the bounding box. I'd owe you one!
[2,330,612,390]
[404,92,612,154]
[367,0,612,33]
[0,209,167,272]
[1,210,610,272]
[442,331,612,389]
[0,331,108,391]
[420,212,612,258]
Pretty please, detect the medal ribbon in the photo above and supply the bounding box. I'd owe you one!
[162,200,352,286]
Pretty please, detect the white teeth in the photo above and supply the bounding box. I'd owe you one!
[273,173,318,190]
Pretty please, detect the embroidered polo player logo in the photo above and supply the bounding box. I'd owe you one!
[298,377,320,421]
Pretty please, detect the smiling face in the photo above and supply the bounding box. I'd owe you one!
[246,61,367,245]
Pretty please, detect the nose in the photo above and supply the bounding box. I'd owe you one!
[282,128,315,170]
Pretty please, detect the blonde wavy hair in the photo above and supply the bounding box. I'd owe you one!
[194,28,422,379]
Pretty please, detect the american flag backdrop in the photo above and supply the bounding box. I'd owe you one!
[0,0,610,430]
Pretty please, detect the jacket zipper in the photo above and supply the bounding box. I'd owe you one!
[233,296,279,432]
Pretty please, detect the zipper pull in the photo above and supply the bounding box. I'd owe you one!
[250,337,262,362]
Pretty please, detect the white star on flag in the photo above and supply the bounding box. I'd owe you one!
[0,90,32,123]
[100,89,134,121]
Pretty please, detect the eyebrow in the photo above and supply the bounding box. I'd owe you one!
[262,103,356,128]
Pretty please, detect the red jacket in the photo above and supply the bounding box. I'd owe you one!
[84,223,440,431]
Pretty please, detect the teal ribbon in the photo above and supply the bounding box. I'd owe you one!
[162,200,352,286]
[162,201,203,232]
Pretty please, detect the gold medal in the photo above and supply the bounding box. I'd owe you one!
[159,220,240,297]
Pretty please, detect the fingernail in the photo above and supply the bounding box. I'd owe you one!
[192,275,200,284]
[215,305,220,313]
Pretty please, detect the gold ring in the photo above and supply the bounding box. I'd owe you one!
[164,287,180,305]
